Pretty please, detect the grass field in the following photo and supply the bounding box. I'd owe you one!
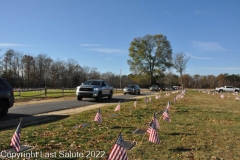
[13,89,124,100]
[1,90,240,159]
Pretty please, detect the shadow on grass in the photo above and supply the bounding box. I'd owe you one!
[90,98,140,103]
[0,113,69,131]
[168,132,196,136]
[110,125,136,129]
[175,110,189,113]
[169,147,192,152]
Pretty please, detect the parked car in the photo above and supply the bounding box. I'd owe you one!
[215,86,239,93]
[76,79,113,102]
[123,84,141,95]
[159,87,166,91]
[150,85,159,91]
[0,78,14,118]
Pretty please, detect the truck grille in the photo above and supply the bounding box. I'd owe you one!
[80,88,93,91]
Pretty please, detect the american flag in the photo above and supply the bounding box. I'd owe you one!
[163,109,171,122]
[180,94,184,98]
[144,97,148,103]
[134,100,137,108]
[155,95,159,99]
[10,118,22,152]
[149,97,151,102]
[147,113,160,134]
[236,96,240,101]
[107,133,128,160]
[220,94,224,99]
[173,96,176,102]
[148,120,160,144]
[114,101,121,111]
[166,101,171,111]
[94,108,102,124]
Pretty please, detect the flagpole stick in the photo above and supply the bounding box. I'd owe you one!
[120,127,123,135]
[137,132,146,148]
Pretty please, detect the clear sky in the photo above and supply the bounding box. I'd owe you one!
[1,0,240,76]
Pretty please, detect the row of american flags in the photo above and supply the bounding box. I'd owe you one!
[201,89,240,100]
[10,90,186,160]
[94,90,185,159]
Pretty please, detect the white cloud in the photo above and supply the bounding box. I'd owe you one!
[186,53,215,60]
[0,43,32,47]
[88,48,124,54]
[191,41,228,51]
[79,44,102,47]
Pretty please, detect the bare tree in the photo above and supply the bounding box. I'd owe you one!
[21,55,34,87]
[34,54,53,87]
[172,52,190,89]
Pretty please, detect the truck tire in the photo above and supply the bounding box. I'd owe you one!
[0,100,9,118]
[97,92,102,102]
[138,91,140,95]
[108,91,113,99]
[219,90,223,93]
[77,96,82,101]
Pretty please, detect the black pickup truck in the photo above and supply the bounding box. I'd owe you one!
[0,78,14,118]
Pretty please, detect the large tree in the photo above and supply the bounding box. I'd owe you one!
[128,34,172,85]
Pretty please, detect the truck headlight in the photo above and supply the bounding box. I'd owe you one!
[94,88,99,91]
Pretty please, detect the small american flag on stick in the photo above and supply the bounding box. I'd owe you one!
[114,101,121,111]
[10,118,22,152]
[163,109,171,122]
[107,132,128,160]
[148,120,160,144]
[134,99,137,108]
[144,97,148,103]
[220,94,224,99]
[166,101,171,111]
[94,108,102,124]
[147,113,160,134]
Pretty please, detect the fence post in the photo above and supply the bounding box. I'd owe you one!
[18,88,21,99]
[44,86,47,96]
[62,87,64,96]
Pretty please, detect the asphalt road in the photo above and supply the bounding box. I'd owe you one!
[2,91,155,121]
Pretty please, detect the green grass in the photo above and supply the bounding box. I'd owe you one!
[1,90,240,159]
[14,89,76,99]
[14,89,124,100]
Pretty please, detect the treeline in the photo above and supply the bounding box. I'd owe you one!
[129,72,240,89]
[0,49,134,88]
[180,73,240,89]
[1,49,239,89]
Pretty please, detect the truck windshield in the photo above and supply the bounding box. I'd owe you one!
[83,81,101,85]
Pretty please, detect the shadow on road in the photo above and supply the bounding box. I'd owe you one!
[0,113,69,131]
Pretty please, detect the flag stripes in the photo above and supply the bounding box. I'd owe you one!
[107,133,128,160]
[163,110,171,122]
[10,118,22,152]
[148,120,160,144]
[94,108,102,124]
[114,101,121,111]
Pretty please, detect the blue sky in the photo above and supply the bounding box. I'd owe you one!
[1,0,240,76]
